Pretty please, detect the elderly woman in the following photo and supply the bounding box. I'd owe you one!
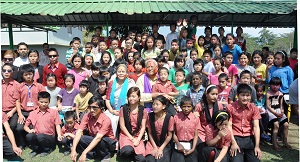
[105,64,136,136]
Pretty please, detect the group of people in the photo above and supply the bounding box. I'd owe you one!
[2,17,298,162]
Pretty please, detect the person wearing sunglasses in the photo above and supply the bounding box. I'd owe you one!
[70,96,117,162]
[2,50,19,80]
[13,42,29,67]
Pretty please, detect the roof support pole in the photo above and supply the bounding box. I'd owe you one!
[231,14,234,34]
[293,23,297,48]
[46,30,49,44]
[105,14,109,37]
[8,22,14,50]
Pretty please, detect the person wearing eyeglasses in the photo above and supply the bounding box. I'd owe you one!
[2,50,19,80]
[42,48,68,88]
[70,96,117,162]
[13,42,29,67]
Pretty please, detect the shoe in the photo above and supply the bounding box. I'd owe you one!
[29,151,38,158]
[265,134,271,142]
[63,151,70,156]
[40,152,50,157]
[101,154,111,162]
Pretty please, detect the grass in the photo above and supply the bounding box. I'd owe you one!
[5,117,299,162]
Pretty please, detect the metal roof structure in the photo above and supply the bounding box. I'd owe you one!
[1,0,297,28]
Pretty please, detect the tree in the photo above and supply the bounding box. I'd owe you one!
[256,28,277,47]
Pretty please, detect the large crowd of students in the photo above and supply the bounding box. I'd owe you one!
[2,17,298,162]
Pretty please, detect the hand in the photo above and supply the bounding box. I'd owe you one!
[78,153,86,162]
[57,136,63,142]
[70,150,78,162]
[73,48,79,54]
[112,110,120,116]
[177,18,182,26]
[13,146,22,156]
[6,111,14,118]
[133,138,140,147]
[155,148,163,159]
[193,112,200,117]
[182,19,188,27]
[254,146,262,159]
[29,129,36,134]
[17,114,25,124]
[151,148,158,156]
[57,105,62,111]
[230,143,240,157]
[176,143,184,153]
[183,149,194,156]
[218,128,228,138]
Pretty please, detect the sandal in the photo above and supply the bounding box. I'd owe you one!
[273,146,283,152]
[284,144,292,150]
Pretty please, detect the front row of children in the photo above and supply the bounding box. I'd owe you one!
[4,82,292,162]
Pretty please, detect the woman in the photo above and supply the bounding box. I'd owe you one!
[2,50,19,80]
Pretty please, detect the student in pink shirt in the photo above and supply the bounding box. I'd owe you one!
[208,59,227,85]
[222,52,238,87]
[217,73,231,108]
[68,54,89,89]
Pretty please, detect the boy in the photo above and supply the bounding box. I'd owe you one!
[227,84,262,162]
[169,39,180,61]
[204,26,212,48]
[88,62,101,93]
[70,96,117,162]
[97,40,108,63]
[106,29,120,48]
[202,50,215,76]
[186,72,205,107]
[165,22,179,50]
[174,69,190,111]
[66,37,83,69]
[217,73,231,107]
[74,80,93,122]
[123,37,137,61]
[228,70,257,104]
[100,65,111,81]
[107,38,119,60]
[186,39,194,57]
[222,51,238,87]
[93,76,108,99]
[186,58,208,87]
[24,91,62,157]
[91,35,99,55]
[82,42,96,61]
[16,64,46,149]
[60,111,80,156]
[289,48,298,71]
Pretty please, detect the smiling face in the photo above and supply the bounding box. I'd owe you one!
[116,66,128,80]
[238,54,248,66]
[238,92,251,106]
[128,91,140,105]
[146,61,157,76]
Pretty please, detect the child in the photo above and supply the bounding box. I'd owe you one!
[186,39,194,57]
[213,44,222,60]
[202,50,215,76]
[129,57,145,82]
[186,58,208,88]
[252,50,266,84]
[254,84,270,142]
[68,54,89,90]
[145,95,174,162]
[186,15,198,39]
[194,35,205,58]
[204,26,212,48]
[93,76,108,99]
[221,33,242,64]
[266,77,291,151]
[83,54,94,76]
[24,91,62,157]
[222,52,238,87]
[107,38,119,61]
[168,55,189,85]
[228,70,257,103]
[235,27,246,51]
[156,39,164,51]
[119,87,147,161]
[168,39,180,61]
[100,65,111,81]
[91,35,99,55]
[184,48,196,73]
[203,110,231,162]
[82,42,96,60]
[97,40,108,62]
[209,34,220,58]
[100,51,113,67]
[127,51,135,73]
[288,48,297,71]
[227,84,262,162]
[171,96,200,162]
[66,37,83,69]
[175,69,190,112]
[161,49,174,68]
[45,73,61,108]
[88,62,101,93]
[186,72,205,107]
[74,80,93,121]
[153,67,179,113]
[114,47,124,60]
[217,73,231,108]
[265,52,274,70]
[141,36,160,60]
[156,54,170,70]
[179,28,188,49]
[60,111,80,156]
[236,52,256,83]
[208,59,227,85]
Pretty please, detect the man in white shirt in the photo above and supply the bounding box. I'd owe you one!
[13,42,29,67]
[165,23,179,50]
[39,43,50,66]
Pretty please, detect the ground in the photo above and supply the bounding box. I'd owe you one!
[4,117,299,162]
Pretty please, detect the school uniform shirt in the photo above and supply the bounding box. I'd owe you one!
[205,124,231,149]
[203,61,215,74]
[18,82,46,111]
[79,112,115,139]
[119,107,148,155]
[226,101,261,137]
[221,45,242,64]
[68,69,89,90]
[168,50,180,61]
[228,84,256,103]
[61,122,80,135]
[2,79,20,112]
[267,65,294,94]
[194,102,224,142]
[42,62,68,88]
[25,108,61,135]
[145,115,174,156]
[58,88,80,107]
[174,112,201,142]
[217,86,231,104]
[73,92,93,112]
[152,80,178,94]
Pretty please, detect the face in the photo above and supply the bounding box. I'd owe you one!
[218,28,224,35]
[125,39,133,49]
[28,52,39,64]
[73,40,80,49]
[17,45,28,58]
[213,60,222,71]
[156,40,163,49]
[240,74,251,84]
[65,118,75,129]
[92,38,98,46]
[136,35,141,42]
[92,69,100,76]
[128,53,134,63]
[186,41,193,49]
[102,72,110,80]
[270,84,281,92]
[236,28,243,35]
[181,51,187,58]
[171,42,179,51]
[130,33,136,40]
[266,55,274,65]
[203,53,211,63]
[223,55,233,65]
[2,53,14,64]
[218,77,227,88]
[38,98,50,110]
[99,42,107,51]
[152,99,165,114]
[274,54,284,66]
[290,51,297,59]
[141,36,147,43]
[48,51,59,64]
[182,30,188,38]
[226,36,234,46]
[190,52,198,61]
[206,88,218,103]
[146,38,154,49]
[114,49,123,59]
[146,61,157,76]
[175,72,185,83]
[22,72,34,83]
[205,29,211,37]
[110,31,117,38]
[73,57,82,68]
[211,37,218,44]
[111,40,119,49]
[198,38,205,46]
[65,77,74,88]
[216,119,228,130]
[95,29,101,36]
[159,69,169,82]
[181,101,193,116]
[102,54,110,64]
[176,59,184,68]
[85,45,92,53]
[2,65,13,79]
[116,66,128,80]
[162,52,169,61]
[170,25,176,32]
[85,56,93,66]
[128,91,140,105]
[88,102,102,117]
[252,54,262,65]
[214,47,221,57]
[134,61,143,72]
[238,92,251,106]
[256,87,264,97]
[192,75,201,86]
[194,63,202,72]
[79,86,88,94]
[238,55,248,66]
[46,76,56,88]
[152,25,159,33]
[158,61,164,68]
[98,82,107,92]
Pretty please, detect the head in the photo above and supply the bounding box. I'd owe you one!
[133,52,141,60]
[174,55,185,68]
[180,96,194,116]
[135,33,142,42]
[64,74,75,88]
[17,42,29,58]
[190,48,198,61]
[222,51,233,65]
[88,96,107,117]
[42,43,49,53]
[266,52,275,65]
[156,55,167,68]
[262,47,269,56]
[110,38,119,50]
[85,42,93,53]
[133,57,145,72]
[158,67,169,82]
[238,52,250,66]
[127,87,141,105]
[251,50,264,65]
[190,15,198,24]
[71,54,84,68]
[170,23,176,32]
[213,44,222,59]
[171,39,179,51]
[72,37,81,49]
[79,80,89,94]
[2,63,14,79]
[239,70,252,84]
[213,58,223,71]
[109,29,117,38]
[175,68,186,84]
[274,51,289,67]
[225,33,235,47]
[100,65,111,80]
[152,23,159,33]
[46,73,57,88]
[2,50,17,64]
[20,64,34,83]
[236,27,243,36]
[152,95,168,114]
[27,49,39,65]
[182,28,188,38]
[197,35,205,46]
[114,47,123,59]
[218,73,228,88]
[145,59,158,77]
[193,58,204,72]
[116,64,128,81]
[98,40,107,51]
[84,54,94,67]
[96,76,108,93]
[186,39,194,49]
[212,110,230,130]
[38,91,51,110]
[254,84,265,98]
[156,39,164,49]
[100,51,112,65]
[125,37,134,50]
[204,26,212,37]
[94,27,102,36]
[141,33,148,44]
[237,84,252,106]
[145,36,155,49]
[269,77,282,92]
[204,85,218,104]
[290,48,298,60]
[48,48,59,64]
[127,51,135,64]
[210,34,219,45]
[191,72,202,87]
[180,47,188,58]
[91,62,101,77]
[161,49,170,61]
[203,50,212,63]
[218,27,225,36]
[91,35,99,46]
[64,111,76,129]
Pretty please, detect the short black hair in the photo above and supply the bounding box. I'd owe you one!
[20,64,34,76]
[79,80,90,89]
[262,47,269,51]
[2,63,14,72]
[100,66,110,74]
[64,111,76,120]
[203,49,213,57]
[100,51,112,64]
[48,48,58,55]
[17,42,28,49]
[218,73,228,80]
[158,67,169,75]
[222,51,233,58]
[179,96,193,107]
[91,62,102,71]
[192,72,202,79]
[38,91,51,101]
[64,73,75,83]
[193,58,204,67]
[180,47,187,52]
[71,54,84,67]
[156,55,167,63]
[254,83,266,91]
[171,39,179,44]
[237,84,252,95]
[46,73,57,81]
[96,76,108,84]
[269,77,282,86]
[88,96,107,111]
[72,37,81,43]
[240,70,252,78]
[175,68,186,76]
[290,48,297,53]
[28,49,39,57]
[174,55,185,68]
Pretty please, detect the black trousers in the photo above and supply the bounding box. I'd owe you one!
[15,110,30,147]
[4,112,18,131]
[26,133,55,153]
[196,138,206,162]
[60,137,73,151]
[203,146,229,162]
[3,136,17,157]
[120,145,146,162]
[145,144,171,162]
[229,136,260,162]
[77,135,116,159]
[170,140,198,162]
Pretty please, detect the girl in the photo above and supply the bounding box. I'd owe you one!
[141,36,160,60]
[127,51,135,73]
[156,39,164,52]
[208,59,227,85]
[266,77,291,151]
[252,50,267,84]
[83,54,94,76]
[161,50,174,68]
[221,33,242,64]
[146,95,174,162]
[179,28,188,49]
[119,87,147,161]
[203,110,231,162]
[114,47,124,60]
[168,55,189,85]
[129,58,146,82]
[265,52,275,70]
[235,52,256,83]
[194,35,205,58]
[156,55,169,70]
[27,49,44,83]
[254,84,271,142]
[45,73,61,109]
[213,45,222,60]
[186,48,199,73]
[68,54,89,89]
[93,76,108,99]
[100,51,113,67]
[235,27,246,51]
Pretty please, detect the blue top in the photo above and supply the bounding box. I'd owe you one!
[267,66,294,93]
[186,85,205,107]
[222,44,242,64]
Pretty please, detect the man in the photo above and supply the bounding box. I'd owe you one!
[123,37,137,61]
[39,43,50,66]
[13,42,29,67]
[165,22,179,50]
[150,23,166,45]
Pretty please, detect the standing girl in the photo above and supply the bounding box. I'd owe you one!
[141,36,161,60]
[266,77,291,151]
[100,51,113,67]
[265,52,275,69]
[252,50,266,84]
[221,33,242,64]
[213,45,222,60]
[83,54,94,76]
[68,54,89,89]
[194,35,205,58]
[235,52,256,83]
[146,95,174,162]
[45,73,61,109]
[168,55,189,85]
[127,51,135,73]
[208,59,227,85]
[119,87,148,161]
[129,58,146,82]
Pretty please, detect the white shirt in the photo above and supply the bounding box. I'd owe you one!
[13,57,29,67]
[165,31,179,50]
